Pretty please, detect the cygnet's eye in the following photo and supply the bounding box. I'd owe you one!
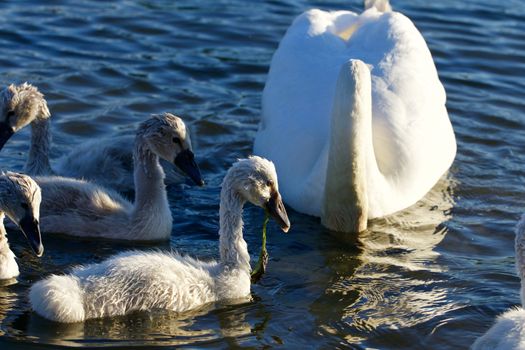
[20,202,29,210]
[6,110,15,119]
[266,180,273,187]
[172,137,181,145]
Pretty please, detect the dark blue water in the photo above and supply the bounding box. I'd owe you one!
[0,0,524,348]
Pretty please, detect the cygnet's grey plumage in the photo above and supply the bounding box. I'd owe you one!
[55,136,188,193]
[0,83,195,192]
[33,113,202,241]
[0,172,43,279]
[30,156,290,322]
[0,83,52,175]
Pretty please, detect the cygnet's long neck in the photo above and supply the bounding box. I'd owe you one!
[322,60,373,233]
[26,118,53,175]
[219,177,250,273]
[515,214,525,306]
[130,136,172,238]
[0,212,18,279]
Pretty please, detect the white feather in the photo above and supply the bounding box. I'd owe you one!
[30,156,287,322]
[253,3,456,231]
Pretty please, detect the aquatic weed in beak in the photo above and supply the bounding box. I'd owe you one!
[251,209,289,283]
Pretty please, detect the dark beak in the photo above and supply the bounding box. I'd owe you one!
[174,149,204,186]
[0,122,14,151]
[264,191,291,233]
[18,214,43,257]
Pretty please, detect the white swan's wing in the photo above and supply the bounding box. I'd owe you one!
[349,10,456,217]
[255,9,361,215]
[254,8,456,218]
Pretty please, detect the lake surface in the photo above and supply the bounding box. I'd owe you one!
[0,0,524,348]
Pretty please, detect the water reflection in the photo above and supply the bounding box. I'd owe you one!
[11,300,263,347]
[310,175,458,347]
[0,280,18,337]
[17,308,214,347]
[361,175,457,273]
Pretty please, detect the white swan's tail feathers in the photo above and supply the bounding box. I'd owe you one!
[29,275,86,323]
[364,0,392,12]
[515,214,525,306]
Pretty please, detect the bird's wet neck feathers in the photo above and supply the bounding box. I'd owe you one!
[26,117,53,175]
[130,136,171,238]
[322,61,372,233]
[219,180,250,273]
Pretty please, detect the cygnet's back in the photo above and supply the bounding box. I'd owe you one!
[34,175,132,238]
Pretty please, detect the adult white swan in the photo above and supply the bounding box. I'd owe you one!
[32,113,202,241]
[0,83,202,192]
[254,0,456,232]
[471,214,525,349]
[0,172,43,279]
[29,156,290,322]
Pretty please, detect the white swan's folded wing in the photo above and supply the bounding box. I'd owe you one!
[255,9,360,215]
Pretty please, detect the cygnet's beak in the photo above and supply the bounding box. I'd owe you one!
[264,191,291,233]
[18,214,44,257]
[0,122,14,151]
[174,149,204,186]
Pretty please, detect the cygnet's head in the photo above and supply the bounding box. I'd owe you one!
[0,172,43,257]
[0,83,50,151]
[225,156,290,232]
[138,113,204,186]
